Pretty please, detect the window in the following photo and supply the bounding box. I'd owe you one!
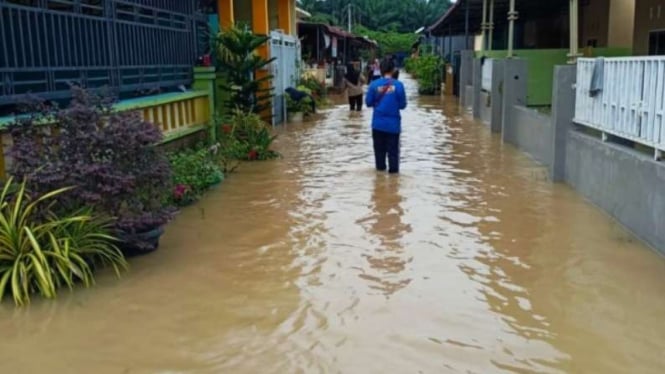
[648,30,665,56]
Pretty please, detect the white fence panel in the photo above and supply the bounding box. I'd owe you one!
[271,31,301,125]
[574,57,665,158]
[481,59,493,92]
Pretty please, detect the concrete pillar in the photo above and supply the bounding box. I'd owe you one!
[507,0,518,57]
[549,65,577,182]
[193,66,218,142]
[568,0,580,63]
[489,59,504,133]
[481,0,488,52]
[218,0,234,29]
[278,0,292,35]
[501,58,527,144]
[472,58,482,119]
[459,50,474,109]
[488,0,494,51]
[252,0,272,119]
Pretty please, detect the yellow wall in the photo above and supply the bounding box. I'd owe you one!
[608,0,635,48]
[269,0,279,31]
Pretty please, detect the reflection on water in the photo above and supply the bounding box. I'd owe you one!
[0,75,664,374]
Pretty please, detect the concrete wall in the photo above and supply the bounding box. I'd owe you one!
[581,0,610,47]
[479,91,491,125]
[464,85,473,112]
[489,63,665,255]
[633,0,665,55]
[608,0,635,48]
[565,132,665,254]
[508,106,553,167]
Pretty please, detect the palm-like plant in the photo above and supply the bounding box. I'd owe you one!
[0,179,127,306]
[215,25,277,115]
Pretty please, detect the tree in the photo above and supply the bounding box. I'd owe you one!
[214,25,276,114]
[297,0,452,33]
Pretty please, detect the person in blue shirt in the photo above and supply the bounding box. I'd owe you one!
[365,58,407,174]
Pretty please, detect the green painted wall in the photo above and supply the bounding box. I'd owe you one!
[478,47,632,106]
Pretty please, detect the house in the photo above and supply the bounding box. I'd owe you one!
[216,0,299,124]
[0,0,300,177]
[0,0,299,128]
[633,0,665,55]
[425,0,665,255]
[427,0,636,107]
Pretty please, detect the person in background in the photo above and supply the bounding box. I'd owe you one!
[370,58,382,82]
[343,63,366,112]
[365,58,407,174]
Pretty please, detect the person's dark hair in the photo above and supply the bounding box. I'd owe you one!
[380,58,396,75]
[345,63,360,85]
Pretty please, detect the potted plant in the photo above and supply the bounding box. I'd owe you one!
[9,87,174,257]
[286,92,314,123]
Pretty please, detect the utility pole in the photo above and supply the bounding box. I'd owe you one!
[342,2,355,31]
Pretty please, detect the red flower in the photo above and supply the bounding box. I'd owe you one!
[247,150,258,160]
[221,125,232,134]
[173,184,190,200]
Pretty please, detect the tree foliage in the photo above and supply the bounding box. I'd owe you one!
[297,0,452,34]
[353,25,418,55]
[214,25,276,114]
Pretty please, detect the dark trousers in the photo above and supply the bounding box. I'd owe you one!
[372,129,400,173]
[349,94,363,111]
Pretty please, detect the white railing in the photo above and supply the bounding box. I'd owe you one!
[481,58,493,92]
[574,57,665,159]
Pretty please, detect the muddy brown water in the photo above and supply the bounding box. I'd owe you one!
[1,76,664,374]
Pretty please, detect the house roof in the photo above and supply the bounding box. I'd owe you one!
[427,0,569,36]
[296,7,311,19]
[297,22,377,47]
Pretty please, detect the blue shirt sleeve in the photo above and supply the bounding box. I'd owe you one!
[397,82,407,110]
[365,82,375,108]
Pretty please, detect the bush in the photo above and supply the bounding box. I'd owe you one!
[8,87,174,251]
[168,145,224,206]
[299,76,326,100]
[0,179,127,306]
[286,93,314,116]
[407,54,444,95]
[354,26,417,55]
[219,110,279,161]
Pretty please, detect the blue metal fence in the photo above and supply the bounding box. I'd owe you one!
[0,0,208,106]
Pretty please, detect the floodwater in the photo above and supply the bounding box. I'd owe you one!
[1,76,665,374]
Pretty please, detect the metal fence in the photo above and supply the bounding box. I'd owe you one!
[270,30,300,125]
[574,57,665,159]
[0,0,208,106]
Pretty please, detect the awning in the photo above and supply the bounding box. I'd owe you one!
[427,0,568,36]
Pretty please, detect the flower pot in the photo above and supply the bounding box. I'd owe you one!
[118,226,165,257]
[288,112,304,123]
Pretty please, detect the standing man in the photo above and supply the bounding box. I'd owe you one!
[365,58,407,174]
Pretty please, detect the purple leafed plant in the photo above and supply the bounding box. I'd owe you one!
[8,87,174,246]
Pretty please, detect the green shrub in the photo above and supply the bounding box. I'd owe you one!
[353,26,418,55]
[168,146,224,206]
[0,179,127,306]
[219,110,279,162]
[409,54,444,95]
[286,93,314,116]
